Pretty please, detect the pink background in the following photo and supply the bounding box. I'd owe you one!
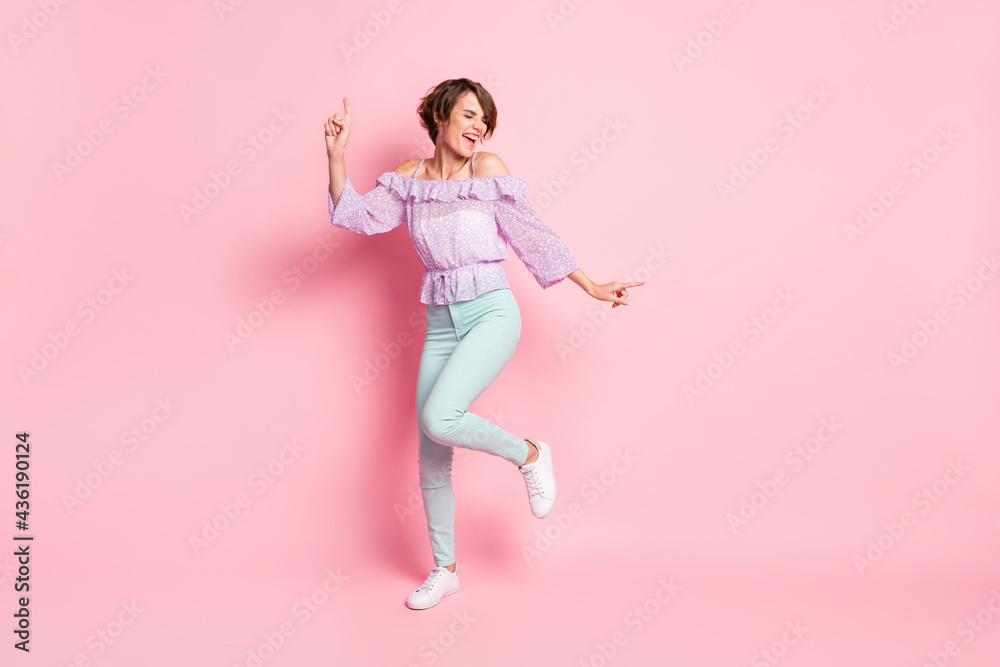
[4,0,1000,664]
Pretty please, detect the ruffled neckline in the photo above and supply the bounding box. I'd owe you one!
[376,170,528,204]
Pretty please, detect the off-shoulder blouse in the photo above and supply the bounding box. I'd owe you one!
[327,152,579,305]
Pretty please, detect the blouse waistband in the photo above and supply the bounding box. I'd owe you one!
[421,262,509,304]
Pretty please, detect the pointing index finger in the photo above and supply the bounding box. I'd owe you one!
[343,96,351,120]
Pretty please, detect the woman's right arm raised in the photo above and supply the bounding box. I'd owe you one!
[323,97,407,235]
[326,97,350,203]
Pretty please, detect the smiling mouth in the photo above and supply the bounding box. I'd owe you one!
[463,134,477,146]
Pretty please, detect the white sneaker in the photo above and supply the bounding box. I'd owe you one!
[519,438,556,518]
[405,566,460,610]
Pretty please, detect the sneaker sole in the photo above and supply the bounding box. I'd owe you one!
[405,582,461,610]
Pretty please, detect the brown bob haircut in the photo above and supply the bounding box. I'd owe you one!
[417,78,497,146]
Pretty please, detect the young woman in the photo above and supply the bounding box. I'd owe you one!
[324,78,642,610]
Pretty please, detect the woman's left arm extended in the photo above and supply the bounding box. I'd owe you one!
[484,152,644,309]
[494,191,644,309]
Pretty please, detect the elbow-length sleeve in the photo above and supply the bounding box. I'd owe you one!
[328,176,406,235]
[495,184,579,288]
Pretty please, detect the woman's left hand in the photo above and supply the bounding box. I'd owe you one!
[589,280,644,308]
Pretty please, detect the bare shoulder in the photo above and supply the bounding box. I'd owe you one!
[393,158,421,177]
[474,151,511,178]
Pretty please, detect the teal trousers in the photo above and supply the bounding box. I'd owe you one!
[415,287,530,567]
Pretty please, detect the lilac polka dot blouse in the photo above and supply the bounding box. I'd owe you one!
[327,151,579,305]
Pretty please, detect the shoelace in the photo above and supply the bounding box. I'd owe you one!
[417,567,448,592]
[522,467,545,496]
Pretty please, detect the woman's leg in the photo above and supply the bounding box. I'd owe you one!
[419,289,530,466]
[415,304,461,568]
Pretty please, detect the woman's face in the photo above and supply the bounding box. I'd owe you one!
[438,91,486,157]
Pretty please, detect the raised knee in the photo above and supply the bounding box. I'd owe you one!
[420,404,463,442]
